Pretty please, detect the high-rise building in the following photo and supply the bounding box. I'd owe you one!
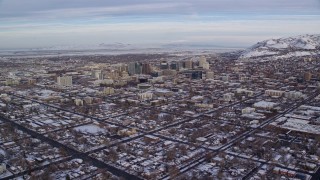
[179,61,185,69]
[107,70,120,79]
[57,76,72,86]
[183,70,202,79]
[199,56,209,69]
[170,61,179,71]
[92,70,103,80]
[135,63,142,74]
[160,61,169,70]
[185,60,193,69]
[142,63,152,74]
[114,63,127,72]
[199,56,207,67]
[121,71,129,78]
[128,62,136,75]
[202,63,210,70]
[192,71,202,79]
[129,62,142,75]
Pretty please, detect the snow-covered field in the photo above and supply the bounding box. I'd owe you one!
[74,124,107,134]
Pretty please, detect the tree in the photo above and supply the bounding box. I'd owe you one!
[100,170,112,179]
[66,174,71,180]
[205,152,214,162]
[168,165,180,179]
[166,149,176,161]
[179,145,188,156]
[217,169,224,179]
[143,148,149,158]
[108,148,119,162]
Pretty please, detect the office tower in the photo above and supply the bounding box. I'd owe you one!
[135,63,142,74]
[115,63,127,72]
[170,61,179,71]
[160,61,169,70]
[128,62,136,75]
[92,70,103,80]
[185,60,193,69]
[199,56,207,67]
[192,71,202,79]
[142,63,152,74]
[199,56,210,69]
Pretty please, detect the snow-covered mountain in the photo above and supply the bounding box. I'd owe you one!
[239,34,320,60]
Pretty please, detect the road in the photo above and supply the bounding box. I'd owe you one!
[0,115,142,180]
[6,90,320,179]
[161,90,320,179]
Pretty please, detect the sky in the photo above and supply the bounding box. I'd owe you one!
[0,0,320,50]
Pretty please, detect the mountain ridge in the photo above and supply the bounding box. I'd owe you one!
[239,34,320,60]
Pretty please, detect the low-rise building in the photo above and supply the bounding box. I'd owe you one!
[265,90,284,97]
[102,87,115,95]
[138,92,153,101]
[0,163,6,174]
[223,93,234,102]
[5,78,20,86]
[75,99,84,106]
[57,76,72,86]
[242,107,255,114]
[285,91,304,99]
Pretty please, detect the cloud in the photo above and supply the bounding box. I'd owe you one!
[1,18,320,49]
[0,0,319,49]
[1,0,319,20]
[32,2,191,19]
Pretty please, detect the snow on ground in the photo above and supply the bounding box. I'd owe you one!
[74,124,106,134]
[275,51,318,59]
[241,50,278,58]
[83,88,97,93]
[16,91,28,96]
[268,43,288,49]
[280,120,320,135]
[0,148,6,156]
[0,171,13,179]
[253,101,277,109]
[43,119,54,124]
[37,89,56,98]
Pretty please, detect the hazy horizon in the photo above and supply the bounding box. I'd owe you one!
[0,0,320,50]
